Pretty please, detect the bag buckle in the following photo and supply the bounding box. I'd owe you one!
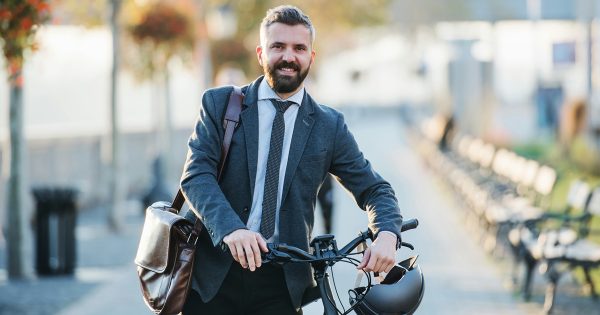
[187,232,199,245]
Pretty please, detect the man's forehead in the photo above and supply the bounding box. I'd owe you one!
[265,23,312,44]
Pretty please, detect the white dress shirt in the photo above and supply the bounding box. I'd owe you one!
[246,79,304,242]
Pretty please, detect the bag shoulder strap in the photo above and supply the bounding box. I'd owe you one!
[219,86,244,178]
[172,86,244,212]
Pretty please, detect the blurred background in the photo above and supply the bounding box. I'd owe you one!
[2,0,600,314]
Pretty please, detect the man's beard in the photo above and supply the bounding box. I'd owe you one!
[264,60,310,94]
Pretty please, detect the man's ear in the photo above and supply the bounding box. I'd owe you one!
[256,45,263,66]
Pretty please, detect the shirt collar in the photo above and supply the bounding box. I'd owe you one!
[257,77,304,106]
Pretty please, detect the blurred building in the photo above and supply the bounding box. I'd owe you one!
[392,0,600,144]
[315,29,429,108]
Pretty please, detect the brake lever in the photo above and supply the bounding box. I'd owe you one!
[272,250,292,262]
[401,242,414,250]
[262,244,293,264]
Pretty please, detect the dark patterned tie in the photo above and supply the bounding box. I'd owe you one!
[260,99,293,239]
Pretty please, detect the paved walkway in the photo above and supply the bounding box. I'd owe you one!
[305,109,536,315]
[2,108,596,314]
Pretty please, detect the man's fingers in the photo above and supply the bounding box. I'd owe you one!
[373,256,386,273]
[235,243,247,268]
[357,240,398,272]
[256,234,268,252]
[366,255,378,272]
[226,239,239,262]
[384,261,394,273]
[229,247,239,262]
[250,240,262,269]
[356,249,371,269]
[376,255,395,273]
[243,243,256,271]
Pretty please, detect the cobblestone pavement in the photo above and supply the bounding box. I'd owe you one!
[1,108,599,314]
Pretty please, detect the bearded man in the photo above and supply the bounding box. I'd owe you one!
[180,5,403,314]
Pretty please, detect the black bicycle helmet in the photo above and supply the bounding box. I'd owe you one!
[349,256,424,315]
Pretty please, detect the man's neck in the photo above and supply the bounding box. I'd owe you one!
[258,78,304,105]
[270,85,303,100]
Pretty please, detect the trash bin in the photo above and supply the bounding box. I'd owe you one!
[32,187,78,275]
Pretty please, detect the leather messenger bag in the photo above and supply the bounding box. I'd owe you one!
[134,87,243,315]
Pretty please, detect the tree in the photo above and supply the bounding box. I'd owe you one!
[0,0,51,279]
[48,0,125,230]
[108,0,123,230]
[122,0,197,199]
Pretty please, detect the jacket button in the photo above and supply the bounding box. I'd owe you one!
[243,207,249,212]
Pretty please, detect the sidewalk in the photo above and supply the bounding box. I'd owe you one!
[58,264,146,315]
[0,204,148,315]
[1,108,598,314]
[56,205,148,315]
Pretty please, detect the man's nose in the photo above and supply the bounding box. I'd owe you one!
[282,49,294,62]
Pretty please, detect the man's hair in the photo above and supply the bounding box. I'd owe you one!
[259,5,315,47]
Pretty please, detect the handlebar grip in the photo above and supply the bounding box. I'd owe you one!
[263,243,315,263]
[401,219,418,232]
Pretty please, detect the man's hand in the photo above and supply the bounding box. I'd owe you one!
[223,229,268,271]
[356,232,397,273]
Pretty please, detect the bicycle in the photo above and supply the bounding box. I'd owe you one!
[262,218,424,315]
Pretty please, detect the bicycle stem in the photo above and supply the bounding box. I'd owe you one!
[315,267,338,315]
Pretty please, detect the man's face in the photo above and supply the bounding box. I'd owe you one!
[257,23,315,97]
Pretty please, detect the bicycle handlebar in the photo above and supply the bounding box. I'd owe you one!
[264,218,419,264]
[401,218,419,232]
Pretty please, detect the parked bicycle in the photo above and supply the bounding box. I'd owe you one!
[263,219,424,315]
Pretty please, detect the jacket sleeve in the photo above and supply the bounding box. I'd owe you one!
[180,88,247,247]
[329,112,403,240]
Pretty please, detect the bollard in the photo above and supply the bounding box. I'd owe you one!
[32,187,78,275]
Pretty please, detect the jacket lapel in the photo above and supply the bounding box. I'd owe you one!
[240,77,261,196]
[281,91,315,203]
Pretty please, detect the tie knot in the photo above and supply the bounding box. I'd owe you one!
[270,99,293,113]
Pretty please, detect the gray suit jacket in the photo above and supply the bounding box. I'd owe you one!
[180,76,403,309]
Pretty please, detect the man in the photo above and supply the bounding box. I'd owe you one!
[317,174,334,234]
[180,5,403,314]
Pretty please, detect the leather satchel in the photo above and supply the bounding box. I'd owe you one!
[135,86,244,315]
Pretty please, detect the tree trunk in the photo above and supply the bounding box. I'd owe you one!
[162,68,173,182]
[7,68,25,279]
[108,0,123,231]
[151,67,172,188]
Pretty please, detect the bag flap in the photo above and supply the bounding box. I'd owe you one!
[135,201,190,273]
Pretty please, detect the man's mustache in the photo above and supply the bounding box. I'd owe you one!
[276,61,300,71]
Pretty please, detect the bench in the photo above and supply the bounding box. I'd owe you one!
[508,180,589,297]
[514,183,600,313]
[482,164,557,254]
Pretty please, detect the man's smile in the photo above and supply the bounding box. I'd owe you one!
[278,67,296,74]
